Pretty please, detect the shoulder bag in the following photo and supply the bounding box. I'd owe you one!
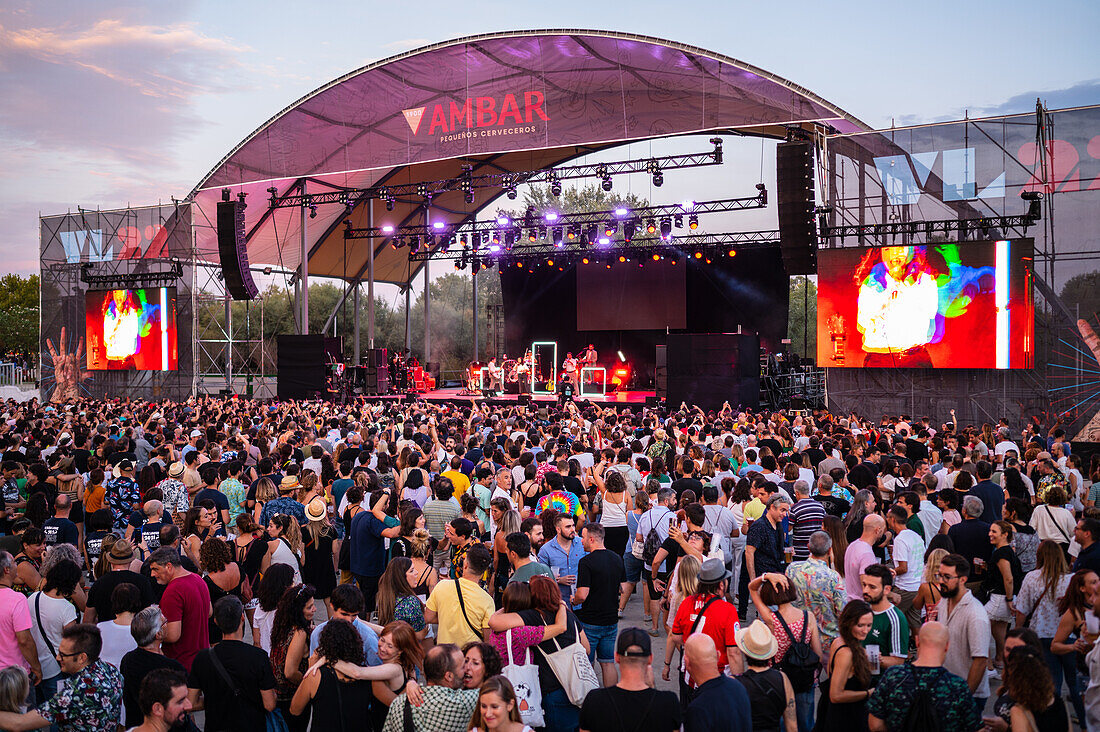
[501,628,544,727]
[454,579,483,640]
[535,615,600,706]
[205,644,289,732]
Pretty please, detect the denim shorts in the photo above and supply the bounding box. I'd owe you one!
[580,622,619,663]
[623,552,644,583]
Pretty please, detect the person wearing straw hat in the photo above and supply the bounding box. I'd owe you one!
[154,462,190,517]
[733,619,796,732]
[85,538,155,623]
[683,633,752,732]
[259,476,307,527]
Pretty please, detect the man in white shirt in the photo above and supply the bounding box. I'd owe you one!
[700,485,738,567]
[887,505,925,635]
[915,476,943,549]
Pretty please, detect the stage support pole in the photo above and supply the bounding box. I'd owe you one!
[367,204,375,349]
[225,295,232,393]
[472,270,479,362]
[299,201,309,335]
[404,286,412,355]
[353,281,361,364]
[423,203,431,365]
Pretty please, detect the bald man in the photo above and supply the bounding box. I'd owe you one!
[867,622,982,732]
[844,512,885,600]
[683,634,752,732]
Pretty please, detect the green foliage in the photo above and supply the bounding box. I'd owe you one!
[0,274,40,354]
[501,183,651,220]
[1059,270,1100,321]
[787,276,817,359]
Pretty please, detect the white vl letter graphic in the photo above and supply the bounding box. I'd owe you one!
[402,107,426,135]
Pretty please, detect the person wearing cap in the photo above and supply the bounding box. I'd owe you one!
[683,632,752,732]
[578,627,681,732]
[732,619,796,732]
[105,458,141,532]
[85,538,155,623]
[154,462,190,516]
[667,557,743,710]
[180,430,203,461]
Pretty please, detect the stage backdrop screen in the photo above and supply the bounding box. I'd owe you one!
[816,240,1033,369]
[576,259,686,331]
[85,288,179,371]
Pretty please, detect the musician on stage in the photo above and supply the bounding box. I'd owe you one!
[562,352,579,385]
[580,343,598,366]
[485,357,502,391]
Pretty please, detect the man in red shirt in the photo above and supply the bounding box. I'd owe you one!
[148,547,211,672]
[665,557,742,711]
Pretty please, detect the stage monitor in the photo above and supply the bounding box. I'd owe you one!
[576,259,686,331]
[816,240,1033,369]
[85,288,179,371]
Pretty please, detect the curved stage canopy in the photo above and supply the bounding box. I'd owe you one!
[190,30,868,286]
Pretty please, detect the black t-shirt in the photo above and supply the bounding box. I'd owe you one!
[42,517,79,547]
[758,438,783,456]
[195,488,231,516]
[803,448,827,468]
[139,522,163,551]
[657,536,686,577]
[984,545,1025,596]
[579,686,682,732]
[128,509,172,529]
[562,475,585,498]
[120,648,185,724]
[85,530,110,567]
[87,569,155,621]
[575,549,625,626]
[73,448,91,474]
[671,476,703,500]
[246,474,283,502]
[813,494,851,519]
[189,640,276,732]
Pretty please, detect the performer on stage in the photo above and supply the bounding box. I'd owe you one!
[580,343,598,366]
[562,352,579,385]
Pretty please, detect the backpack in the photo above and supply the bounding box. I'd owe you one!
[774,611,818,693]
[901,667,946,732]
[641,509,669,565]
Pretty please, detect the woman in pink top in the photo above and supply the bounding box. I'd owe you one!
[748,572,824,666]
[486,583,566,665]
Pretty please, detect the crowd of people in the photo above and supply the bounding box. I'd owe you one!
[0,394,1096,731]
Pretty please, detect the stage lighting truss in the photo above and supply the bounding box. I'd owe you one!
[820,193,1043,245]
[80,260,184,288]
[266,140,725,210]
[345,190,767,258]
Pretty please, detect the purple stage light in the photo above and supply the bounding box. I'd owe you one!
[432,221,445,230]
[680,200,695,211]
[489,244,501,253]
[598,236,610,246]
[497,216,510,226]
[544,211,559,222]
[614,207,629,217]
[381,225,394,234]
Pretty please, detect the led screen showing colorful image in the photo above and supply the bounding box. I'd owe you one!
[816,241,1033,369]
[85,288,178,371]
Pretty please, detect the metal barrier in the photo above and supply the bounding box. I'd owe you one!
[0,363,38,388]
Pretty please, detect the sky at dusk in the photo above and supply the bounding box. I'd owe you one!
[2,0,1098,278]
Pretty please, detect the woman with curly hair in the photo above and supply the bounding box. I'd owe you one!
[289,619,372,727]
[270,584,316,732]
[319,620,424,732]
[1049,568,1097,724]
[819,599,874,732]
[391,507,424,560]
[1002,645,1069,731]
[375,557,426,638]
[200,538,242,642]
[461,641,503,689]
[252,562,294,652]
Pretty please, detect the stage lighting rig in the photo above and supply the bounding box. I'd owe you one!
[549,173,562,197]
[604,221,617,237]
[756,183,767,205]
[688,214,699,230]
[648,159,663,187]
[623,221,635,242]
[660,218,672,238]
[646,218,657,235]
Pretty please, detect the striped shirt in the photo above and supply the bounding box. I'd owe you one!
[788,498,826,561]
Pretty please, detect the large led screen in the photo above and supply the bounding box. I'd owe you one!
[85,288,179,371]
[817,241,1033,369]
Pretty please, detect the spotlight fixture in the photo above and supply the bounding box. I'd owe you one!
[262,266,273,275]
[582,256,590,265]
[618,255,627,263]
[528,230,538,243]
[544,211,559,223]
[546,258,554,267]
[694,251,703,259]
[567,226,577,241]
[604,221,617,237]
[497,216,510,226]
[464,190,475,204]
[596,164,612,191]
[309,205,317,219]
[550,175,562,197]
[601,177,613,192]
[386,197,395,211]
[416,183,429,199]
[651,253,660,261]
[432,221,446,231]
[674,214,683,228]
[381,225,395,234]
[623,221,635,242]
[688,214,699,230]
[727,249,736,257]
[756,183,767,204]
[646,218,657,235]
[586,224,599,243]
[552,228,564,247]
[539,226,547,240]
[647,159,663,187]
[506,186,518,200]
[614,207,629,218]
[659,218,672,238]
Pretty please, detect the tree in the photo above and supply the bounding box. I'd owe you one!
[1059,270,1100,321]
[0,274,39,355]
[500,183,650,221]
[787,276,817,359]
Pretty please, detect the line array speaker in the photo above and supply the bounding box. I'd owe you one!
[217,199,259,300]
[776,141,817,276]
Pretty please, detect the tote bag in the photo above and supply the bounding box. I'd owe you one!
[536,627,600,706]
[502,628,545,727]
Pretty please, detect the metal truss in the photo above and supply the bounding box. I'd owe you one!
[193,264,275,397]
[820,202,1042,245]
[80,261,183,288]
[342,192,768,252]
[404,229,782,264]
[263,140,726,209]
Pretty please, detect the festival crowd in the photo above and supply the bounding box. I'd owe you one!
[0,395,1096,732]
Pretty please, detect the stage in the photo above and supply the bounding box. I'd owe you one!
[364,386,657,407]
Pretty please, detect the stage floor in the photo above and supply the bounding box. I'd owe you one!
[371,386,656,406]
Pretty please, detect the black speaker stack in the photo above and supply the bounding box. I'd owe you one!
[277,335,326,399]
[216,198,259,300]
[664,333,760,411]
[362,348,389,396]
[776,141,817,276]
